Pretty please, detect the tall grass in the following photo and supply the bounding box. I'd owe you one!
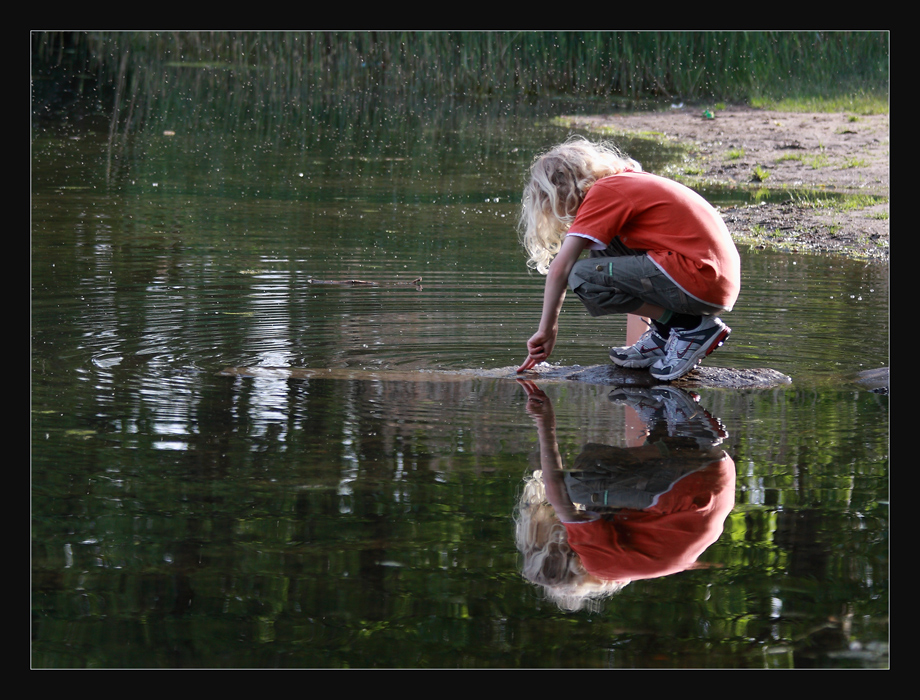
[32,31,889,133]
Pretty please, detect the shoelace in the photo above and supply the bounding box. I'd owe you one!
[663,326,703,359]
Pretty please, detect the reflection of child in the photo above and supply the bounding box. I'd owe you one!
[516,136,741,381]
[515,470,627,612]
[560,456,735,583]
[514,379,735,611]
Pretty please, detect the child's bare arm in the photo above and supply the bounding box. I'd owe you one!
[518,236,588,372]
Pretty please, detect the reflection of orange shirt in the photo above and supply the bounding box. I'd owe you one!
[563,455,736,582]
[568,171,741,309]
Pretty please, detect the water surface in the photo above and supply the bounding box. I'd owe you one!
[32,95,888,668]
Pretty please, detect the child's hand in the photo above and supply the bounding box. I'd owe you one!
[517,356,538,373]
[517,328,557,372]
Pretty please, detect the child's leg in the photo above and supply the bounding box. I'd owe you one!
[653,309,704,334]
[568,255,730,375]
[569,254,724,320]
[568,256,672,368]
[626,313,650,346]
[569,255,662,317]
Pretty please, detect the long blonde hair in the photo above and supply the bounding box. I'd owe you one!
[514,470,628,612]
[519,136,641,274]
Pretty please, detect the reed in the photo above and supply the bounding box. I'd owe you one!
[33,31,888,132]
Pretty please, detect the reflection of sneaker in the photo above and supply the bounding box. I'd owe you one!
[610,386,727,450]
[650,386,727,448]
[608,387,666,424]
[650,385,702,423]
[609,328,668,368]
[650,317,731,381]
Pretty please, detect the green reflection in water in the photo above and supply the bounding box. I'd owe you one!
[32,373,887,667]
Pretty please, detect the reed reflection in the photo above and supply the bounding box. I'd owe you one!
[514,379,735,612]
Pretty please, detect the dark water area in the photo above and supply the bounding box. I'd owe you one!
[32,92,888,668]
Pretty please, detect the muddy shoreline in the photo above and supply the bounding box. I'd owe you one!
[558,106,889,262]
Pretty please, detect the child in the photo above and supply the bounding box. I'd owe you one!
[516,136,741,381]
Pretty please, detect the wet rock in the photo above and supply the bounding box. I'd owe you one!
[854,366,889,394]
[667,366,793,389]
[512,364,792,388]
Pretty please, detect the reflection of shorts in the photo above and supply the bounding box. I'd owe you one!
[564,442,709,511]
[569,254,729,317]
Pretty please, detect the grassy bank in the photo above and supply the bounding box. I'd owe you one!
[33,31,888,107]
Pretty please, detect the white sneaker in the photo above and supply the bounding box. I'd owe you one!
[650,317,731,381]
[609,328,668,368]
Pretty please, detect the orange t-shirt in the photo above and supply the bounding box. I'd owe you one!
[568,171,741,309]
[563,455,736,582]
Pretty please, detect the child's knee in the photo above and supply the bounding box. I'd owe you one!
[569,269,644,317]
[568,259,605,290]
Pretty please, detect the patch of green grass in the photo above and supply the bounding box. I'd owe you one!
[750,224,783,238]
[804,153,832,169]
[550,118,674,144]
[726,148,745,160]
[775,150,869,170]
[751,165,771,182]
[792,192,888,212]
[774,151,831,169]
[841,156,869,169]
[750,92,888,115]
[680,163,706,176]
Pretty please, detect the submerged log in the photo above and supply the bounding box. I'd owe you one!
[306,277,422,286]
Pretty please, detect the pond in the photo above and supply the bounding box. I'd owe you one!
[31,93,888,668]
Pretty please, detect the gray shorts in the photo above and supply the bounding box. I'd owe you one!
[568,254,728,317]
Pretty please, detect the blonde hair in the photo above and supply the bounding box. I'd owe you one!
[519,136,641,274]
[514,470,628,612]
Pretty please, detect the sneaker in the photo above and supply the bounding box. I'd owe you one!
[609,327,668,368]
[650,317,731,381]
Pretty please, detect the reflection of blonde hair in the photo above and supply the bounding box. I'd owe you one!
[519,136,641,274]
[513,471,627,612]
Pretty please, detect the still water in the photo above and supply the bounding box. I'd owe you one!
[31,96,888,668]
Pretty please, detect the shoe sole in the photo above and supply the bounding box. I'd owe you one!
[650,327,731,381]
[609,339,667,368]
[609,353,663,369]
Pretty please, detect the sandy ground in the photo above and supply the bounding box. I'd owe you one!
[559,106,889,261]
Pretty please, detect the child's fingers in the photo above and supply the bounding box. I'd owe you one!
[517,356,536,373]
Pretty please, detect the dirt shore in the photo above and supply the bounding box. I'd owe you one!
[559,106,889,262]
